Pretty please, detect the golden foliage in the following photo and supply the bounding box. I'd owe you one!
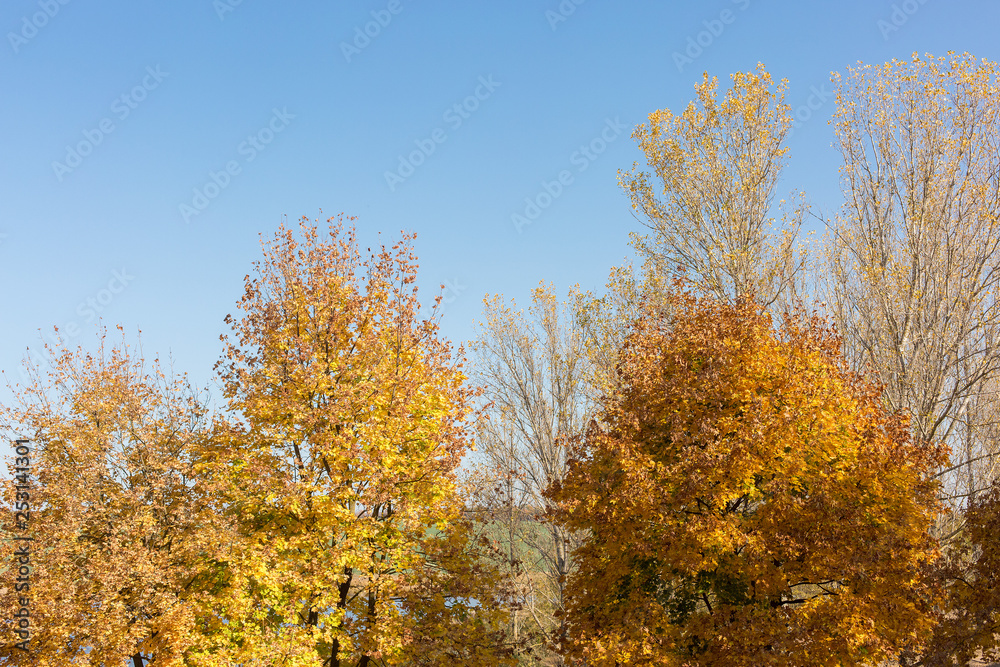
[202,216,515,666]
[0,218,515,667]
[0,329,223,666]
[621,64,808,311]
[547,284,946,666]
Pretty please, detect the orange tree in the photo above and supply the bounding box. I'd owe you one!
[0,329,225,667]
[546,284,947,666]
[199,217,515,667]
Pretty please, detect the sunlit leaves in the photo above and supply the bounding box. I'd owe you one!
[547,284,945,666]
[206,216,514,666]
[621,64,808,312]
[0,330,221,667]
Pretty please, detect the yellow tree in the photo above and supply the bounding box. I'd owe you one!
[202,216,514,667]
[620,64,808,312]
[824,52,1000,516]
[547,282,946,666]
[0,328,226,667]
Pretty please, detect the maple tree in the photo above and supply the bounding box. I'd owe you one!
[199,216,515,666]
[547,283,947,666]
[0,329,224,667]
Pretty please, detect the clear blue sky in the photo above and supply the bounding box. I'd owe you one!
[2,0,999,402]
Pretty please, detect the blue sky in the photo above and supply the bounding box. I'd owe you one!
[2,0,999,402]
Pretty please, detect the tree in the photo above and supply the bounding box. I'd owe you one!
[546,283,946,666]
[824,52,1000,516]
[620,64,808,313]
[0,328,224,667]
[469,284,592,664]
[202,217,514,666]
[918,479,1000,666]
[574,261,674,401]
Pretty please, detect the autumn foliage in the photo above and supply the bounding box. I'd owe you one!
[201,218,513,666]
[620,64,807,312]
[547,286,948,666]
[1,219,514,666]
[0,333,222,667]
[4,54,1000,667]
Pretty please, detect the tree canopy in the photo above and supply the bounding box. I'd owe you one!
[4,53,1000,667]
[547,285,947,666]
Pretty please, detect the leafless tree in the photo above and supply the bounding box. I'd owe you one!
[469,284,593,665]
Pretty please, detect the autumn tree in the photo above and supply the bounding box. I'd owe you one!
[0,328,225,667]
[824,52,1000,517]
[580,64,810,409]
[620,64,808,313]
[469,284,592,663]
[547,283,946,666]
[201,217,514,666]
[574,262,673,401]
[917,478,1000,666]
